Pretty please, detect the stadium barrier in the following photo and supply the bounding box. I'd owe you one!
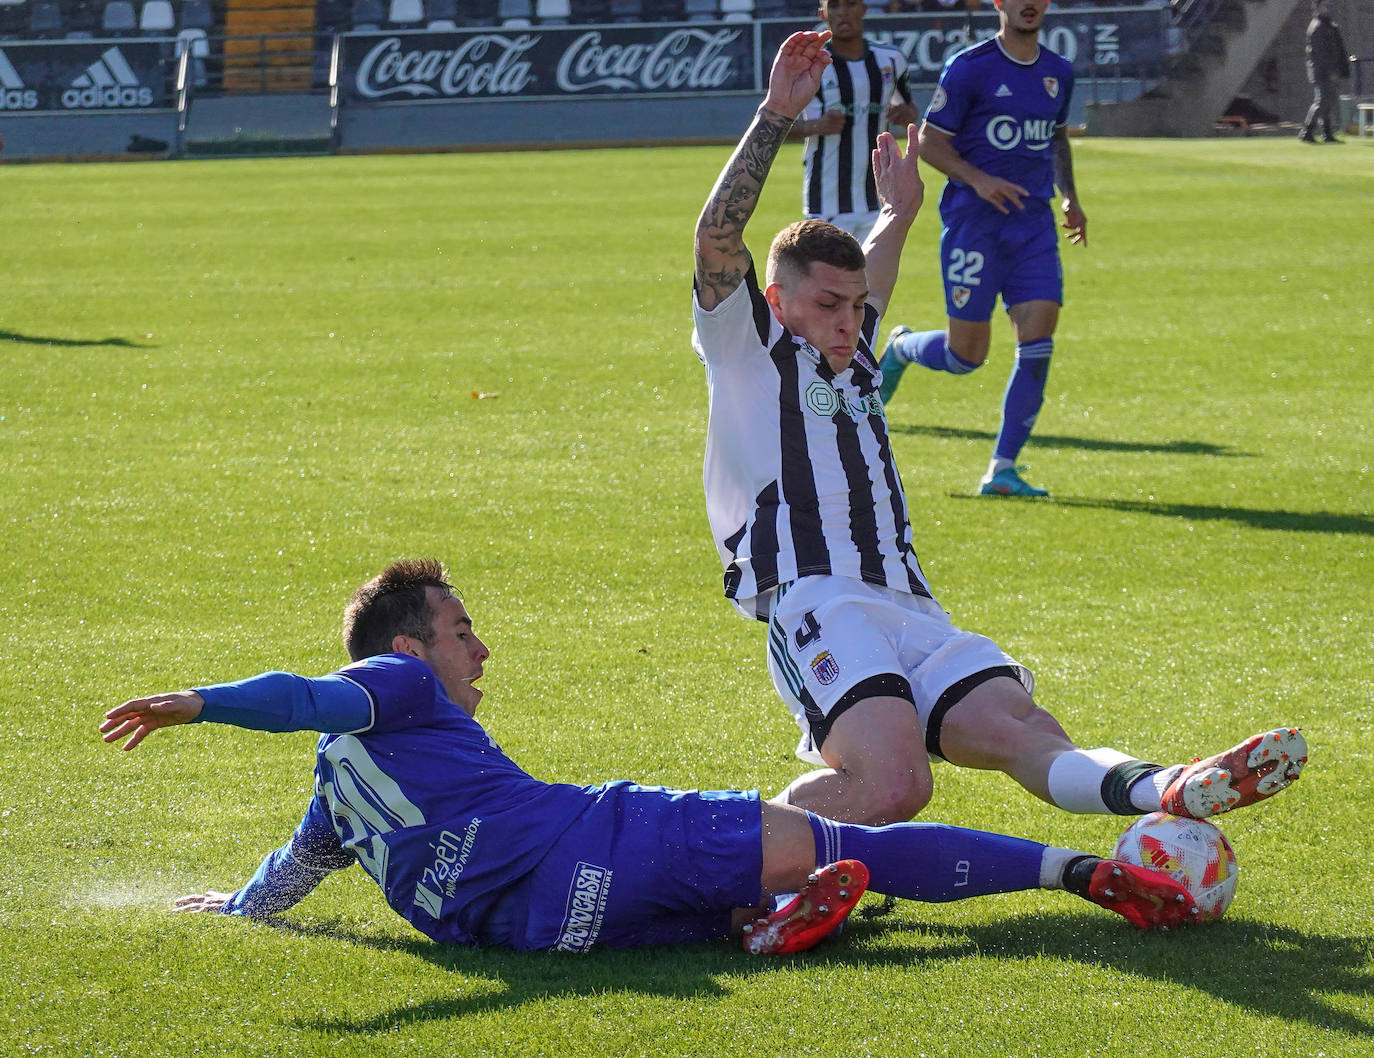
[0,6,1171,157]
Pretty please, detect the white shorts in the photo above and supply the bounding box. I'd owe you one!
[766,575,1034,766]
[811,210,880,244]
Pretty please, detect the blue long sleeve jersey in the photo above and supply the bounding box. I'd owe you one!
[194,654,607,945]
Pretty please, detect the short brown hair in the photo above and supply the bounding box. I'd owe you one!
[342,558,456,662]
[766,219,866,287]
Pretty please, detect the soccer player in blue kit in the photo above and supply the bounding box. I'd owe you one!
[100,557,1203,954]
[878,0,1085,497]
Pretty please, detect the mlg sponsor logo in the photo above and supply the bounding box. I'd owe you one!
[411,818,482,919]
[555,28,741,93]
[0,49,39,111]
[554,861,612,953]
[355,33,538,99]
[63,46,155,109]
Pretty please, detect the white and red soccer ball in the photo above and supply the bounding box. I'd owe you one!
[1113,812,1238,922]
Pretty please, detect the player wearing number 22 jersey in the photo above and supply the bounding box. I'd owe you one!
[879,3,1084,499]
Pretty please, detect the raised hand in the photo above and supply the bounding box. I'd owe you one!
[872,123,923,223]
[762,30,833,120]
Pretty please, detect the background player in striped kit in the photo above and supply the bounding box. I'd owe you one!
[792,0,918,243]
[878,0,1084,498]
[692,31,1307,834]
[100,557,1203,954]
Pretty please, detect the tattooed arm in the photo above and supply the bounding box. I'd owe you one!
[693,31,833,312]
[1052,126,1087,246]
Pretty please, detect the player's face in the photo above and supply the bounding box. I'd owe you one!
[820,0,865,42]
[998,0,1048,33]
[414,589,489,716]
[767,262,869,370]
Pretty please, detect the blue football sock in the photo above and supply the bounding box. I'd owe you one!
[807,813,1044,902]
[994,338,1053,463]
[893,330,980,375]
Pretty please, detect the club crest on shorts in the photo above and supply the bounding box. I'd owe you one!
[952,286,971,308]
[810,650,841,686]
[1043,77,1059,98]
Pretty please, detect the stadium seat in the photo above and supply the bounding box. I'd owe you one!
[608,0,639,21]
[497,0,531,20]
[569,0,609,20]
[752,0,787,16]
[535,0,570,22]
[102,0,138,33]
[140,0,175,31]
[718,0,750,19]
[181,0,213,28]
[29,0,64,36]
[177,27,208,85]
[0,0,27,37]
[389,0,423,23]
[459,0,497,24]
[65,0,100,32]
[642,0,683,19]
[426,17,455,28]
[350,0,385,26]
[684,0,715,20]
[424,0,455,20]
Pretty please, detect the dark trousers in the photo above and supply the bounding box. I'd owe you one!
[1304,76,1340,137]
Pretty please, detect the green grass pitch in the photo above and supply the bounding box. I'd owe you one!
[2,136,1371,1057]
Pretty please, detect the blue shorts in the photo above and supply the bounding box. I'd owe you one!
[478,783,763,951]
[940,199,1063,321]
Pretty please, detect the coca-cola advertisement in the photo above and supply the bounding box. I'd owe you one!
[339,25,756,104]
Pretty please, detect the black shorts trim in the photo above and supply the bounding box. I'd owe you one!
[809,672,915,755]
[926,665,1023,762]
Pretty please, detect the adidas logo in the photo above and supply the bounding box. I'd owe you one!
[0,48,39,111]
[61,47,154,109]
[995,83,1013,97]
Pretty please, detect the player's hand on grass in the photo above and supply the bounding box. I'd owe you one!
[872,124,923,222]
[174,891,231,914]
[100,690,205,750]
[762,31,833,120]
[1061,197,1087,245]
[971,173,1029,214]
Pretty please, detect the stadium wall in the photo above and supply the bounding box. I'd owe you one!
[0,7,1168,160]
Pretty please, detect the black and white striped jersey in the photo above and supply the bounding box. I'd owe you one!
[691,266,934,621]
[801,41,912,219]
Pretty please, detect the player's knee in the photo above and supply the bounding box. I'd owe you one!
[851,765,933,825]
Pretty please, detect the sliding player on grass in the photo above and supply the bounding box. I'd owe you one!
[690,31,1307,834]
[101,558,1201,955]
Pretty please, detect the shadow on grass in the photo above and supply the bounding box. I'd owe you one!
[948,494,1374,536]
[276,912,1372,1038]
[890,423,1250,458]
[0,329,141,348]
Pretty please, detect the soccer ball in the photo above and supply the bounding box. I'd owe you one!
[1113,812,1238,922]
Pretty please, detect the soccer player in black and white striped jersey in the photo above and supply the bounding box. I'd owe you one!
[691,31,1308,834]
[792,0,918,243]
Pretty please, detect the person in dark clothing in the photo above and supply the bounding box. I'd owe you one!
[1300,0,1350,143]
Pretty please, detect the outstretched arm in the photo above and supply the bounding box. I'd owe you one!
[101,671,373,750]
[918,122,1029,216]
[693,31,832,311]
[861,125,923,317]
[1052,127,1087,246]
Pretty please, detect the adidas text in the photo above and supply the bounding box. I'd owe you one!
[62,84,154,108]
[0,87,38,110]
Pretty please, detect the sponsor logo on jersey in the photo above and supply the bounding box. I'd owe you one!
[0,49,39,111]
[985,114,1056,152]
[952,286,971,308]
[412,817,483,918]
[805,379,883,421]
[810,650,841,686]
[1043,76,1059,98]
[62,46,154,108]
[929,85,946,112]
[555,862,613,952]
[995,83,1012,97]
